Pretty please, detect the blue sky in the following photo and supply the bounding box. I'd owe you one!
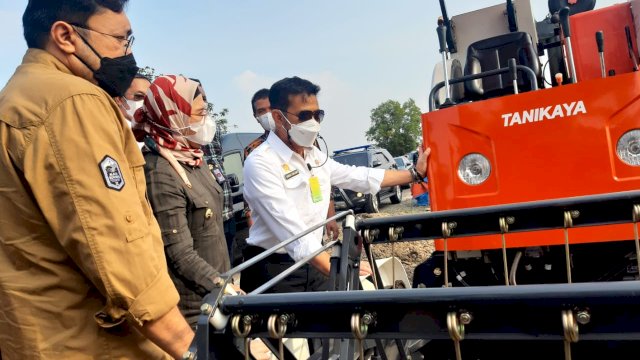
[0,0,621,151]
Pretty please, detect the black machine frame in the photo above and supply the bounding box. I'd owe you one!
[185,190,640,360]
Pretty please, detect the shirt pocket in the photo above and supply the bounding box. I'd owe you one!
[158,209,189,246]
[123,209,149,243]
[189,196,213,235]
[283,173,306,190]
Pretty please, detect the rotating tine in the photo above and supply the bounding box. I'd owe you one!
[499,217,514,286]
[351,313,372,360]
[563,211,579,283]
[447,312,464,360]
[562,310,579,360]
[441,222,456,287]
[633,204,640,279]
[389,227,397,289]
[268,314,288,360]
[231,315,253,360]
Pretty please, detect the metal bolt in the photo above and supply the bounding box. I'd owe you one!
[525,264,533,271]
[570,210,580,219]
[576,310,591,325]
[459,312,473,325]
[200,303,213,315]
[279,314,289,324]
[506,216,515,225]
[182,351,196,360]
[213,277,224,287]
[362,313,374,325]
[433,267,443,276]
[242,315,253,325]
[448,222,457,230]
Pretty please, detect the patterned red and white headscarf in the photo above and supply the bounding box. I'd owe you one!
[132,75,206,187]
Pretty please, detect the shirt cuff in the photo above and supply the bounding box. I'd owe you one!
[124,270,180,326]
[289,232,323,262]
[367,168,386,194]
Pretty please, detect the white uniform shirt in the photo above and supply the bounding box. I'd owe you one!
[243,132,385,261]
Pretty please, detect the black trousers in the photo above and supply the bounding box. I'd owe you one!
[241,245,329,293]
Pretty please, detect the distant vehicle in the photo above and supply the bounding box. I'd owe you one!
[394,155,413,170]
[394,155,413,189]
[331,145,403,213]
[405,150,418,166]
[220,132,263,224]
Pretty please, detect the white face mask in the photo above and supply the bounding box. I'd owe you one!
[125,99,143,120]
[281,111,321,148]
[185,115,217,145]
[256,112,275,132]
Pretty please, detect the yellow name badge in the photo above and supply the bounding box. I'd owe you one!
[309,176,323,203]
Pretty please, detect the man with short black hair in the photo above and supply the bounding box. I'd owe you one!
[244,88,340,237]
[0,1,194,358]
[242,76,429,293]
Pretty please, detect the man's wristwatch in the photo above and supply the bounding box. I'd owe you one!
[410,167,424,183]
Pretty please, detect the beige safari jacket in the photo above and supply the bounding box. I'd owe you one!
[0,49,179,359]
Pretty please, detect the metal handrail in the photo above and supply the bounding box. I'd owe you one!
[251,240,340,295]
[224,209,354,278]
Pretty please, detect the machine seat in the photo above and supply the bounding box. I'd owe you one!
[464,32,541,101]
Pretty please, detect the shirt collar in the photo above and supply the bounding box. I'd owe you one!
[22,48,74,76]
[266,131,296,163]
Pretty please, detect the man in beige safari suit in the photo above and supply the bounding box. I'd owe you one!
[0,0,195,358]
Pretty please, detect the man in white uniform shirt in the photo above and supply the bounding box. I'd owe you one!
[242,76,429,293]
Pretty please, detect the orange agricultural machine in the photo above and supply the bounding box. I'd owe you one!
[189,1,640,359]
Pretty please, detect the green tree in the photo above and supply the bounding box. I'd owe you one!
[365,99,422,156]
[137,66,157,81]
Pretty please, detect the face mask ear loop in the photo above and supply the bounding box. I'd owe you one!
[308,134,329,170]
[278,110,294,144]
[71,26,103,72]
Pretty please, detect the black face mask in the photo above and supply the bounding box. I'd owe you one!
[74,33,139,97]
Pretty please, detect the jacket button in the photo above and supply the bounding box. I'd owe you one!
[125,215,133,223]
[172,229,178,234]
[205,208,213,219]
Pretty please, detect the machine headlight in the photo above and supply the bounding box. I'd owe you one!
[616,129,640,166]
[458,153,491,185]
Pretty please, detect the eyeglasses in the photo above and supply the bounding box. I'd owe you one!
[283,109,325,123]
[70,23,135,56]
[190,111,209,121]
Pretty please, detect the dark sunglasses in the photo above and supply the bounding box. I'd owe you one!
[283,109,325,123]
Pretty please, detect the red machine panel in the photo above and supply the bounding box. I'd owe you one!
[570,3,639,82]
[423,72,640,250]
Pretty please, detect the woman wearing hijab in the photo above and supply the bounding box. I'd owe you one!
[132,75,233,328]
